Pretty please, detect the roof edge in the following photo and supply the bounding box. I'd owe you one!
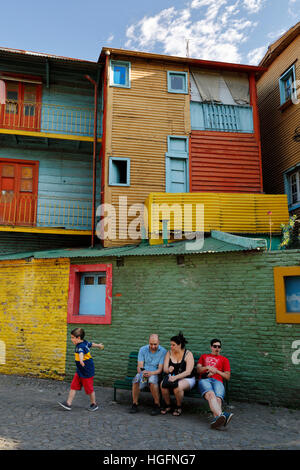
[98,47,266,73]
[259,21,300,69]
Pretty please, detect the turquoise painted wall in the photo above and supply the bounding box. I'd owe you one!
[65,249,300,407]
[0,146,100,230]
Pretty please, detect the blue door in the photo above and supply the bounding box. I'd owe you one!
[166,136,189,193]
[79,272,106,316]
[169,158,187,192]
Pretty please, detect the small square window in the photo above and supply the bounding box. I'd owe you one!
[109,157,130,186]
[167,71,188,94]
[68,264,112,325]
[110,60,131,88]
[274,267,300,324]
[279,65,296,105]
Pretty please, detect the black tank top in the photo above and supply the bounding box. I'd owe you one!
[169,349,193,378]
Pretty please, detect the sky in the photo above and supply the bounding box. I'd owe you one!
[0,0,299,65]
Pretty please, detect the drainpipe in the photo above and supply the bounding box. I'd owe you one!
[85,74,98,248]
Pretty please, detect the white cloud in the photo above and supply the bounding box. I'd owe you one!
[288,0,300,17]
[247,45,266,64]
[242,0,266,13]
[125,0,258,63]
[106,34,114,44]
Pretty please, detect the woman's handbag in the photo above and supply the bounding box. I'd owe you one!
[161,374,179,389]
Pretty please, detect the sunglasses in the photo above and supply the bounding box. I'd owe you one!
[212,344,221,349]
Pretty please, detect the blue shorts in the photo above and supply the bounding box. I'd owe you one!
[198,378,225,400]
[132,372,159,390]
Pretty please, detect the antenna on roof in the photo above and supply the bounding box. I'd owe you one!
[185,39,190,58]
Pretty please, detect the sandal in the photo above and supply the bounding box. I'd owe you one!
[161,406,172,415]
[172,407,183,416]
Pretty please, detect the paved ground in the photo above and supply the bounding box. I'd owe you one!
[0,373,299,452]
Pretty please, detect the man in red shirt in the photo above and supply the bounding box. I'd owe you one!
[197,339,233,429]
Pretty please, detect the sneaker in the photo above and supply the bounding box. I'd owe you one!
[222,411,234,427]
[89,403,99,412]
[150,404,161,416]
[58,401,72,411]
[129,403,139,413]
[210,414,226,429]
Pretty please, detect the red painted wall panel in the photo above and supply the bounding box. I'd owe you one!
[190,131,263,193]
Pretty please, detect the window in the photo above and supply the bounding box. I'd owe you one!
[109,157,130,186]
[279,65,296,105]
[167,71,188,94]
[284,166,300,209]
[165,136,189,193]
[110,60,131,88]
[274,267,300,324]
[0,159,38,226]
[0,76,42,130]
[67,264,112,324]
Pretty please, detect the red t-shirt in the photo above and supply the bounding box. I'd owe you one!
[197,354,230,383]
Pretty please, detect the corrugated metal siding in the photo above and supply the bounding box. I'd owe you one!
[0,231,91,255]
[0,146,100,230]
[190,131,262,192]
[145,192,289,238]
[257,35,300,195]
[104,57,190,247]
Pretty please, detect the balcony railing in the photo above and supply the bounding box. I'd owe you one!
[0,101,102,138]
[0,194,93,231]
[190,102,254,133]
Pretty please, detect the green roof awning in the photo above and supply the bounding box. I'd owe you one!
[0,231,267,261]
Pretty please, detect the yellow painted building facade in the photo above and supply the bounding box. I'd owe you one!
[0,258,70,379]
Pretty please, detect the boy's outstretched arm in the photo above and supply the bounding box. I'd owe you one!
[92,342,104,350]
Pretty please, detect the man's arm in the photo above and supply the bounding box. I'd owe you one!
[206,366,231,381]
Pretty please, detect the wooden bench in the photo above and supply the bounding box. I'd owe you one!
[113,351,229,405]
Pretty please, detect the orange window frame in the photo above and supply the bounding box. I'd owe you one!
[274,266,300,324]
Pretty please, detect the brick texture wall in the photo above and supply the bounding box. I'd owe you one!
[65,250,300,407]
[0,250,299,406]
[0,258,69,379]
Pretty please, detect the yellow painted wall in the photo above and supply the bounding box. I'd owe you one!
[0,258,70,379]
[145,192,289,243]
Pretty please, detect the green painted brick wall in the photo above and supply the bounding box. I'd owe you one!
[66,249,300,407]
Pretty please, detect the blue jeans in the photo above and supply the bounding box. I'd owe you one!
[198,378,225,400]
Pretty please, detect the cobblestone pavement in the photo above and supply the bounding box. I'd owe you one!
[0,374,299,451]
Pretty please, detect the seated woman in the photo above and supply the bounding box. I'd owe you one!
[160,332,195,416]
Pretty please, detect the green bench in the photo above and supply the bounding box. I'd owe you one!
[113,351,229,404]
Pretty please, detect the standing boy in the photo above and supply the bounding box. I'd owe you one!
[58,328,104,411]
[197,338,233,428]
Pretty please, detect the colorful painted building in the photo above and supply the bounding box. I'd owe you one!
[0,45,298,408]
[257,22,300,218]
[0,47,102,253]
[97,48,289,247]
[0,235,299,407]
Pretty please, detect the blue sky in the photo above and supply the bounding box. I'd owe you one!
[1,0,299,65]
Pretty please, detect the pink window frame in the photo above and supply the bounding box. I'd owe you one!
[67,263,112,324]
